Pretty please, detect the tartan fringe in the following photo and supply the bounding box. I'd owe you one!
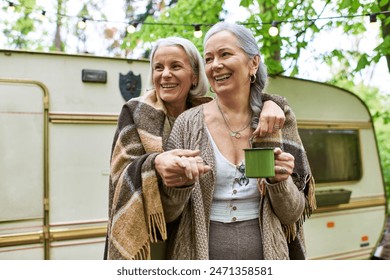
[149,212,168,243]
[132,242,151,260]
[283,175,316,243]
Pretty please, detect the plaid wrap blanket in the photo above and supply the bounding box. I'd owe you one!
[104,89,169,259]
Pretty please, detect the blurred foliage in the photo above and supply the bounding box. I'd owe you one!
[122,0,224,57]
[121,0,389,76]
[1,0,39,49]
[1,0,389,74]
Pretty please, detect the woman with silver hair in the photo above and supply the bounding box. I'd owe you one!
[104,36,288,259]
[162,23,316,259]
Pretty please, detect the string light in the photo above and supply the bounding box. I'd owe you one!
[7,1,15,13]
[3,2,390,38]
[368,12,380,31]
[38,10,46,21]
[127,22,138,34]
[193,24,202,38]
[77,17,87,30]
[269,21,279,37]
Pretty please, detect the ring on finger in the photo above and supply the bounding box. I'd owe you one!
[279,167,288,174]
[273,125,280,130]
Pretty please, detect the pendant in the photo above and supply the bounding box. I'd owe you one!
[234,176,249,186]
[235,162,249,186]
[230,131,241,138]
[237,162,245,173]
[238,176,249,186]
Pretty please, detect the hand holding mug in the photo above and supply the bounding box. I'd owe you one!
[267,147,294,184]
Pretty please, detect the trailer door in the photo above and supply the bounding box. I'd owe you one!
[0,79,48,259]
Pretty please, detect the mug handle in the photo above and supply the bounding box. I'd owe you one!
[248,135,256,148]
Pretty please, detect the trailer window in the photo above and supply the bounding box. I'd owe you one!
[298,129,362,183]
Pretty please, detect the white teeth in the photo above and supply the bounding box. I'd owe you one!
[161,84,177,88]
[215,74,230,81]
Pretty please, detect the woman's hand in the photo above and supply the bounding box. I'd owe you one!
[253,100,285,137]
[267,148,294,184]
[155,149,211,187]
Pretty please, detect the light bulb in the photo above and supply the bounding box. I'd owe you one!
[7,2,15,13]
[269,21,279,37]
[127,25,136,33]
[38,10,46,21]
[269,26,279,36]
[193,24,202,38]
[194,30,202,38]
[78,18,87,30]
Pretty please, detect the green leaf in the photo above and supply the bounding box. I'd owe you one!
[384,16,390,25]
[290,65,299,76]
[355,54,370,72]
[379,0,389,7]
[239,0,253,8]
[340,0,352,10]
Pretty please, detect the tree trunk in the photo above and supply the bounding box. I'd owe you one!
[54,0,64,51]
[379,1,390,73]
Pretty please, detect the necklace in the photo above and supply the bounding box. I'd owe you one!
[216,99,252,139]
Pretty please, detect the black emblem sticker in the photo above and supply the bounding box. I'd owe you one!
[119,71,141,101]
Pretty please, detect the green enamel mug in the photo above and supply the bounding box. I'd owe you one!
[243,147,275,178]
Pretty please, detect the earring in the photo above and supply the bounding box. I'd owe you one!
[209,86,215,93]
[250,74,256,84]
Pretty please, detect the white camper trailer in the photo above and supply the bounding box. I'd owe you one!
[0,50,387,260]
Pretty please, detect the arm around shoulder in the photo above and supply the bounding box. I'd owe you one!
[262,93,288,111]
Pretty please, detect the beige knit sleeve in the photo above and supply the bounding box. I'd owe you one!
[159,184,194,223]
[264,176,306,225]
[159,110,195,223]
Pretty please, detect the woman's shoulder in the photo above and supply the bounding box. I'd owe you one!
[170,106,205,142]
[127,89,156,105]
[179,104,204,120]
[124,89,166,113]
[172,105,205,131]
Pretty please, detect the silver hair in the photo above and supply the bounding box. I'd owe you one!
[148,37,209,98]
[203,22,268,128]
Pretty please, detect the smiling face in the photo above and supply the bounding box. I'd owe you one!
[152,45,197,116]
[204,30,258,98]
